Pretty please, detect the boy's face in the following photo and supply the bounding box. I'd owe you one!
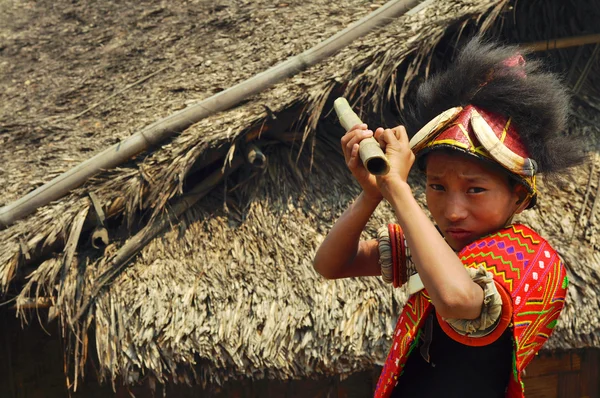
[425,151,525,251]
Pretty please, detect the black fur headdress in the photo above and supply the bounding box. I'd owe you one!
[405,36,585,176]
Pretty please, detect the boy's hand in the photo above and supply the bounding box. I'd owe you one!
[341,124,383,203]
[374,126,415,200]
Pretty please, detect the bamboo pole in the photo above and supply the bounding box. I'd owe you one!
[11,124,283,278]
[0,0,424,229]
[524,33,600,52]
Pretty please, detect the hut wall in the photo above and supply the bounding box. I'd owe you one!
[0,309,380,397]
[0,310,115,398]
[523,350,600,398]
[2,309,599,398]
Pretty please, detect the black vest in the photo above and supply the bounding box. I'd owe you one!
[391,311,512,398]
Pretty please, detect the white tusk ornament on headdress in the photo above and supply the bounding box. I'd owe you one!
[470,109,537,177]
[409,107,463,152]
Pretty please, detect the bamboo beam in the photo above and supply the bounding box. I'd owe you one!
[11,127,283,280]
[0,0,425,229]
[245,144,267,169]
[524,34,600,52]
[12,297,53,310]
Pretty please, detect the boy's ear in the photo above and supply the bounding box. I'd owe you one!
[513,184,531,214]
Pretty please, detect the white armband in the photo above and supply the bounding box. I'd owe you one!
[443,266,503,337]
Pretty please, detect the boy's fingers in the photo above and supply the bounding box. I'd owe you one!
[378,129,396,146]
[343,124,368,145]
[346,130,373,154]
[392,125,409,146]
[350,123,368,131]
[342,127,371,146]
[341,131,356,158]
[341,133,349,149]
[341,130,354,147]
[349,143,358,161]
[348,144,362,169]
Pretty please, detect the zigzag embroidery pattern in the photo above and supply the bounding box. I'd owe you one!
[458,224,568,377]
[509,224,541,245]
[493,230,536,254]
[461,251,521,289]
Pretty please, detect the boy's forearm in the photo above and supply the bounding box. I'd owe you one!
[313,192,380,278]
[387,182,483,319]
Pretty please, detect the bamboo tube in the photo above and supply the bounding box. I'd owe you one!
[246,144,267,169]
[334,98,390,175]
[0,0,424,229]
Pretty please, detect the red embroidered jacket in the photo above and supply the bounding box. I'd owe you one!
[375,224,568,398]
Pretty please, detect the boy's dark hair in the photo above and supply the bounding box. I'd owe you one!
[405,36,585,176]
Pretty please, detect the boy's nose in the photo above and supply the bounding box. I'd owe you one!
[444,196,468,222]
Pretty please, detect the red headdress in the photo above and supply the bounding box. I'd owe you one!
[405,38,584,208]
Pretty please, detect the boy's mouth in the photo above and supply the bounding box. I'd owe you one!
[445,228,473,242]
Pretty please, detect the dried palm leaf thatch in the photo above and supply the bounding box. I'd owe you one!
[0,0,507,295]
[0,0,512,386]
[3,0,600,390]
[90,147,411,386]
[0,0,428,229]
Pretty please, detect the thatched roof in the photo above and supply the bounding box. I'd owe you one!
[1,0,599,390]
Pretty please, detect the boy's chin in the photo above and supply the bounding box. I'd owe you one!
[444,234,473,252]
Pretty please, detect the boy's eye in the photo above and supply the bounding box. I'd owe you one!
[429,184,445,191]
[467,187,486,193]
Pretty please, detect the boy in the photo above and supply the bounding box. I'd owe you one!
[313,38,584,397]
